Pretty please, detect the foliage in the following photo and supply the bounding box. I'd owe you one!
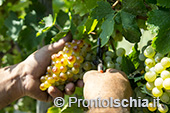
[1,0,170,112]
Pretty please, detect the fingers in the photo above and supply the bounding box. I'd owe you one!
[47,31,72,54]
[47,86,64,98]
[65,82,75,95]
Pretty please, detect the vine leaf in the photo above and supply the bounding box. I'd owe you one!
[4,12,23,41]
[91,1,115,20]
[121,11,141,43]
[122,0,147,16]
[99,14,115,47]
[157,0,170,8]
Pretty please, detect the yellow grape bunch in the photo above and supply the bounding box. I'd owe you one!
[39,39,96,91]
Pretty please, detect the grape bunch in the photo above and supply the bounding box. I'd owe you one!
[39,40,96,91]
[143,45,170,112]
[104,47,126,70]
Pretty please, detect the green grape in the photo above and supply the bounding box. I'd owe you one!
[116,56,122,64]
[66,70,73,78]
[115,63,121,70]
[47,77,55,84]
[144,46,156,58]
[148,102,157,112]
[161,70,170,80]
[83,62,92,71]
[77,40,84,48]
[154,77,163,89]
[139,53,146,61]
[160,92,170,103]
[106,61,115,68]
[158,104,169,113]
[52,74,60,81]
[73,62,80,68]
[116,48,126,56]
[163,78,170,90]
[85,53,92,61]
[55,60,62,68]
[161,57,170,68]
[152,87,163,97]
[52,66,60,74]
[44,81,51,88]
[60,66,67,73]
[40,76,46,83]
[71,67,79,74]
[73,45,80,53]
[145,66,150,72]
[145,58,155,68]
[154,53,163,62]
[146,82,155,90]
[105,56,112,62]
[72,39,78,46]
[144,71,157,82]
[84,43,91,52]
[68,61,74,67]
[106,51,115,58]
[80,47,87,57]
[68,55,76,63]
[51,54,57,61]
[59,72,68,81]
[76,56,84,63]
[40,83,47,91]
[73,74,79,81]
[60,58,68,66]
[154,63,165,73]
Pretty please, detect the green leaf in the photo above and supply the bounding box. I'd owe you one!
[128,44,140,69]
[73,0,89,16]
[147,9,170,30]
[10,0,32,12]
[99,14,115,47]
[121,11,141,43]
[85,0,102,10]
[157,0,170,8]
[122,0,147,16]
[141,85,152,96]
[152,29,170,55]
[4,12,23,41]
[91,1,115,20]
[47,106,61,113]
[57,10,69,28]
[121,55,136,75]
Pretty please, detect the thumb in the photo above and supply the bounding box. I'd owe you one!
[47,31,72,54]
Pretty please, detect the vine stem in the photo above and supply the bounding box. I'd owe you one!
[112,0,120,9]
[109,37,116,51]
[54,24,62,31]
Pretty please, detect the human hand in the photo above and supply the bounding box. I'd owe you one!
[83,69,132,113]
[19,32,82,102]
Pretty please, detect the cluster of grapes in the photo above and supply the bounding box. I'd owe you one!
[39,40,96,91]
[143,45,170,112]
[104,48,126,70]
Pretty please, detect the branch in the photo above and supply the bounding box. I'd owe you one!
[112,0,120,9]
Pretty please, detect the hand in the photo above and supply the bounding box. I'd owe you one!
[20,32,75,101]
[83,69,133,113]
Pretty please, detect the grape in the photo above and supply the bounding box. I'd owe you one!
[158,104,169,113]
[71,67,79,74]
[51,54,57,61]
[59,72,68,81]
[160,92,170,103]
[115,63,121,70]
[77,40,84,47]
[145,66,150,72]
[60,58,67,66]
[76,56,84,63]
[72,39,78,46]
[144,46,156,58]
[68,55,76,63]
[85,53,92,61]
[116,56,122,64]
[44,81,51,88]
[40,76,46,83]
[163,78,170,90]
[39,83,47,91]
[144,71,157,82]
[152,87,163,97]
[52,74,60,81]
[67,70,73,78]
[106,51,114,58]
[106,61,115,68]
[73,45,80,53]
[154,53,163,62]
[154,77,163,89]
[67,61,74,68]
[83,62,92,71]
[116,48,126,56]
[154,63,165,73]
[105,56,112,62]
[139,53,146,61]
[84,43,91,52]
[55,60,62,68]
[145,58,155,68]
[52,66,60,74]
[80,47,87,57]
[47,77,55,84]
[161,57,170,68]
[161,70,170,80]
[146,82,155,90]
[148,102,157,112]
[60,66,67,73]
[73,62,80,68]
[47,66,52,73]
